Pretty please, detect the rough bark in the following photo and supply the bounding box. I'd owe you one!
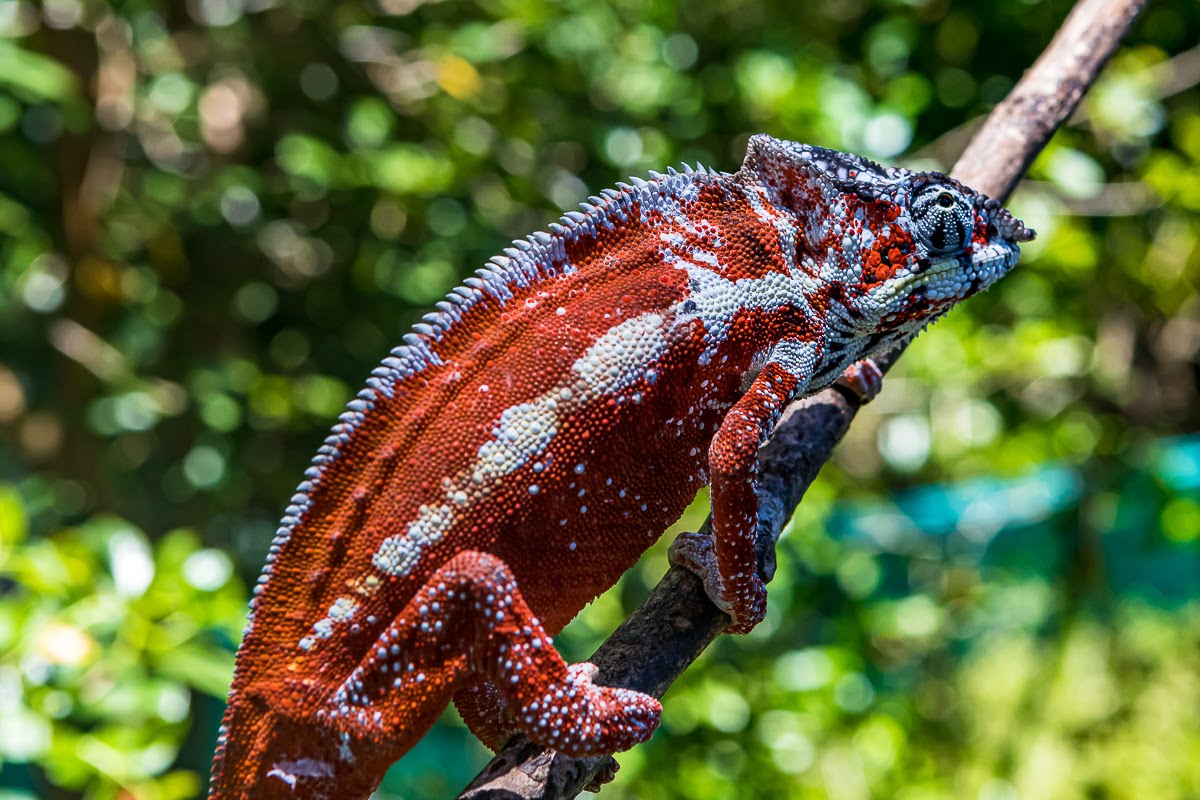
[459,0,1148,796]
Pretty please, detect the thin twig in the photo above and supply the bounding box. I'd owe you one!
[459,0,1147,796]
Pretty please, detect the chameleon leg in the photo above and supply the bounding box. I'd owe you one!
[334,550,661,759]
[453,675,516,751]
[671,339,817,634]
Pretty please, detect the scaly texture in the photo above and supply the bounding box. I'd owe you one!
[209,135,1032,799]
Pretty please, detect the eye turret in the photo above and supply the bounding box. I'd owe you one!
[911,184,973,256]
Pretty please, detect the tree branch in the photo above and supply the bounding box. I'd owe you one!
[459,0,1147,796]
[952,0,1147,197]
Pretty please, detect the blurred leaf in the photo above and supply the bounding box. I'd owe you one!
[0,485,26,547]
[0,41,77,103]
[156,644,235,699]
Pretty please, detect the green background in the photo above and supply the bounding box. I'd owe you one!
[1,0,1198,798]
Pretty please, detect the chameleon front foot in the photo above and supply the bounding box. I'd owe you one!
[835,357,884,403]
[584,755,621,792]
[669,531,766,634]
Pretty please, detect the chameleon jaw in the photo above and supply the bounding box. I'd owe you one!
[883,241,1024,307]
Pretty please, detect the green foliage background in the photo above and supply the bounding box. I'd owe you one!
[0,0,1198,798]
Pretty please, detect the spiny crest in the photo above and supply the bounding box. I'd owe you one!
[741,134,907,199]
[361,158,726,403]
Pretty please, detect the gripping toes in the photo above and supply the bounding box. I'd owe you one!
[669,531,766,634]
[835,357,884,403]
[524,662,660,757]
[669,531,729,613]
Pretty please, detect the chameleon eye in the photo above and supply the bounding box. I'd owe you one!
[912,184,972,256]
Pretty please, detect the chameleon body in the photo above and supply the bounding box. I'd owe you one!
[209,135,1031,799]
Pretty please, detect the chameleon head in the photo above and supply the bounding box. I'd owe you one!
[846,171,1035,338]
[742,135,1034,343]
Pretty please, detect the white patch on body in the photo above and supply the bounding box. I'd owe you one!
[570,313,669,397]
[373,503,456,577]
[306,596,361,643]
[672,264,815,363]
[338,732,356,763]
[475,400,561,480]
[769,339,820,385]
[355,312,673,594]
[328,596,358,621]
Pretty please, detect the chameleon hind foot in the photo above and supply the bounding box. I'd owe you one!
[333,550,660,759]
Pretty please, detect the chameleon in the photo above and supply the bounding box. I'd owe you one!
[208,134,1032,799]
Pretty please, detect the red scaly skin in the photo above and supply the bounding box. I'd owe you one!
[209,135,1032,799]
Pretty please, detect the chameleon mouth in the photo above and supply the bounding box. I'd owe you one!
[886,242,1022,303]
